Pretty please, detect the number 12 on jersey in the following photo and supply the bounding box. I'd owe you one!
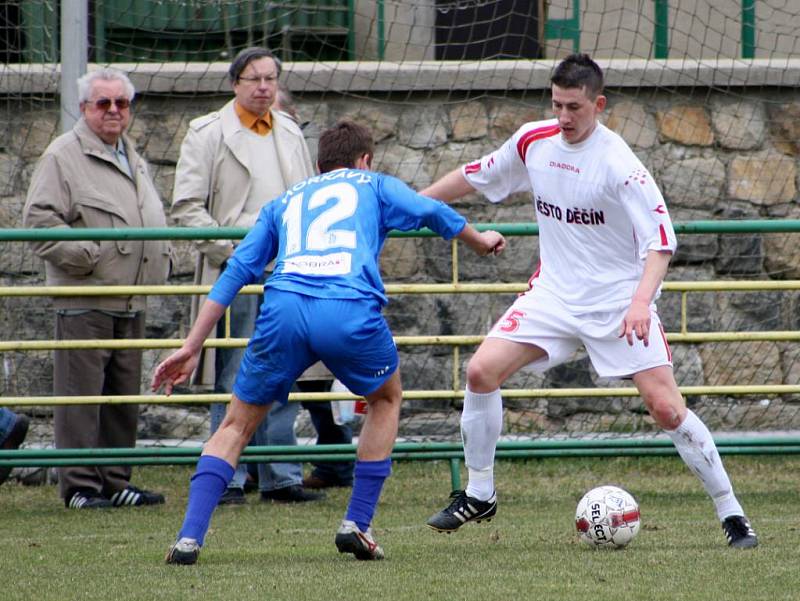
[281,181,359,276]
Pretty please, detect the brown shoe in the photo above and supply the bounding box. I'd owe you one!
[303,474,350,490]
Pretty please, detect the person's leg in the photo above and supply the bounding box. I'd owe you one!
[461,337,547,499]
[307,401,354,484]
[310,296,398,557]
[300,379,354,487]
[256,400,303,492]
[209,403,247,491]
[171,395,270,557]
[334,371,402,560]
[0,408,17,444]
[634,366,756,547]
[54,312,113,507]
[426,337,546,532]
[0,407,27,486]
[97,314,165,506]
[212,291,261,491]
[98,314,141,497]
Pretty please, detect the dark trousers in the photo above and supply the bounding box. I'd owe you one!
[54,311,143,499]
[298,380,354,485]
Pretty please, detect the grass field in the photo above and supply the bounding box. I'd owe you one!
[2,455,797,601]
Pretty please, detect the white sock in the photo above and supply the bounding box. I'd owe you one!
[461,388,503,501]
[666,409,744,520]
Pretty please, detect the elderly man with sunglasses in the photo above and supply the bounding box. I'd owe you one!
[23,68,171,510]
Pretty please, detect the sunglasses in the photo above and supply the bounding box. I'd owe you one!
[89,97,131,111]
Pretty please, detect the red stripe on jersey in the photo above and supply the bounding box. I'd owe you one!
[526,262,542,292]
[658,322,672,362]
[464,161,481,174]
[659,224,669,246]
[516,124,560,163]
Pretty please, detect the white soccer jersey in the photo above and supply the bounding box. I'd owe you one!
[463,119,677,313]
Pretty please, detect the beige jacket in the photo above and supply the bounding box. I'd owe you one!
[171,99,318,386]
[23,118,171,312]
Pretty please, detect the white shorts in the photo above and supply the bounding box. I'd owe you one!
[486,287,672,378]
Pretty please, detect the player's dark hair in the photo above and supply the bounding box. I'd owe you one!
[550,53,604,98]
[317,120,375,173]
[228,46,282,83]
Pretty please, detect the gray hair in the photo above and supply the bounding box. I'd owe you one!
[77,68,136,103]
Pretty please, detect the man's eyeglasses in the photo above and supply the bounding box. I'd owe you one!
[89,97,131,111]
[237,75,278,85]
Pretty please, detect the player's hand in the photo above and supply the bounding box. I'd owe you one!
[478,230,506,256]
[618,299,651,346]
[151,347,200,396]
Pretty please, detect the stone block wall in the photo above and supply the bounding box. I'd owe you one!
[2,84,800,437]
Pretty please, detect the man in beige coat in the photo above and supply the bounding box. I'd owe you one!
[24,68,171,509]
[171,47,323,503]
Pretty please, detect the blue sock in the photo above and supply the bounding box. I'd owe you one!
[177,455,235,546]
[345,458,392,532]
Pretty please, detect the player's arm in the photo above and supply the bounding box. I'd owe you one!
[456,224,506,256]
[619,250,672,346]
[424,124,534,205]
[151,240,263,395]
[151,298,227,395]
[420,168,476,203]
[616,161,677,346]
[379,175,505,255]
[152,207,278,394]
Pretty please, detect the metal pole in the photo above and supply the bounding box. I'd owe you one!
[741,0,756,59]
[653,0,669,59]
[376,0,385,60]
[60,0,88,133]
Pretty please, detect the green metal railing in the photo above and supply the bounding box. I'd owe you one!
[3,438,799,492]
[545,0,581,54]
[654,0,670,59]
[4,219,800,242]
[3,219,800,488]
[651,0,757,59]
[544,1,760,60]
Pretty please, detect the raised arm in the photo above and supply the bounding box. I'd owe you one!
[420,168,476,203]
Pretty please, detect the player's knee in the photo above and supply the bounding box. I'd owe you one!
[220,413,258,441]
[366,392,401,413]
[647,399,685,430]
[466,357,500,392]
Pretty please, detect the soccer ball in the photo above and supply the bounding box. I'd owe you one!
[575,485,640,549]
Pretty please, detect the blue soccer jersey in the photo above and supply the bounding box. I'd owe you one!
[208,169,467,308]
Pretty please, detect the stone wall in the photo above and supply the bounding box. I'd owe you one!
[2,83,800,437]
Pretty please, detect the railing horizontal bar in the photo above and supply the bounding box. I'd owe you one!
[2,330,798,352]
[1,384,798,407]
[3,436,798,460]
[3,220,800,242]
[0,284,263,297]
[3,445,799,467]
[3,280,800,299]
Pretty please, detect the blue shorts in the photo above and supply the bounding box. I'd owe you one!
[233,289,398,405]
